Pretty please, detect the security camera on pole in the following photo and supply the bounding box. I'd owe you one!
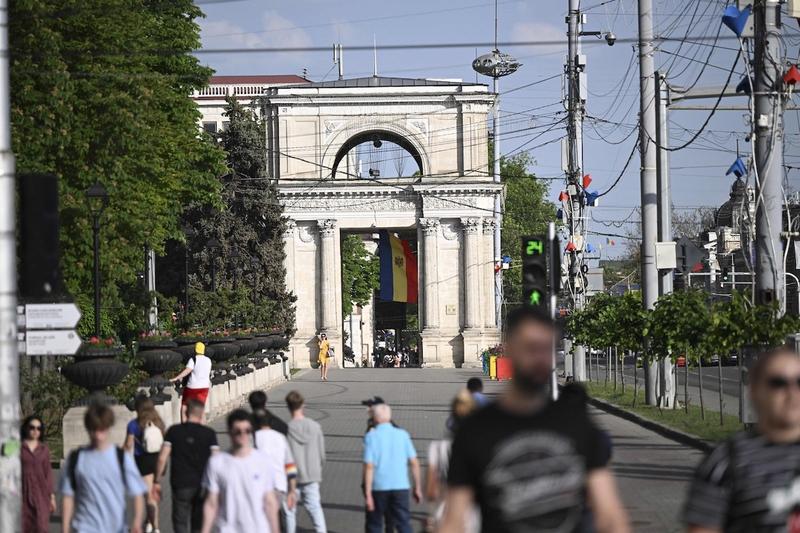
[472,0,520,330]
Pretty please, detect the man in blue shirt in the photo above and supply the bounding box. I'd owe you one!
[60,403,147,533]
[363,403,421,533]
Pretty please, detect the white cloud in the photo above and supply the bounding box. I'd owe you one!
[510,21,566,56]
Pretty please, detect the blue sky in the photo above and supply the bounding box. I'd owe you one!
[195,0,800,256]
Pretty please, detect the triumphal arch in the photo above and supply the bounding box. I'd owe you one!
[264,76,501,368]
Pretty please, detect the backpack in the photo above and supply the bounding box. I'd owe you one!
[67,446,127,494]
[181,354,197,388]
[142,422,164,453]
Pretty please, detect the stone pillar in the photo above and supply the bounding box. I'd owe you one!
[461,217,482,329]
[283,220,297,292]
[317,219,338,333]
[420,218,440,332]
[482,218,497,329]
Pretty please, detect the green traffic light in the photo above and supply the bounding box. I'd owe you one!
[526,240,544,256]
[529,290,541,305]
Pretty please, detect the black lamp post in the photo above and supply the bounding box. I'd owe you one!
[249,256,259,305]
[86,182,109,337]
[181,224,195,324]
[229,248,241,291]
[206,238,221,292]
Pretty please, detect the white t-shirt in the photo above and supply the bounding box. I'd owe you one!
[186,355,212,389]
[255,428,295,493]
[203,449,275,533]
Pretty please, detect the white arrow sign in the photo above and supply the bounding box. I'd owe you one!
[21,330,82,356]
[21,303,82,330]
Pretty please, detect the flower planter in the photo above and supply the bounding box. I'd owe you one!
[496,357,514,381]
[61,346,129,405]
[489,355,498,380]
[138,344,181,404]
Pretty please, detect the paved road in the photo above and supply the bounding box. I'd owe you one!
[50,368,705,532]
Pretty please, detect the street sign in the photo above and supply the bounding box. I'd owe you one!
[19,330,82,356]
[18,303,81,329]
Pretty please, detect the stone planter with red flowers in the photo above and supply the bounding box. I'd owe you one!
[61,336,129,405]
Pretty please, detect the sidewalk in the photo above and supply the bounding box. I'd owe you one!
[49,368,703,532]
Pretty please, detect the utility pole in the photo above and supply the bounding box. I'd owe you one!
[565,0,586,381]
[638,0,659,404]
[0,0,20,528]
[655,71,675,407]
[753,0,785,311]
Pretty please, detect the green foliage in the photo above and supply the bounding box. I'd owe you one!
[341,235,380,317]
[500,152,557,305]
[649,290,710,364]
[10,0,226,340]
[180,97,295,334]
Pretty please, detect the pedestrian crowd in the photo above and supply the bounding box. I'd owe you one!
[18,308,800,533]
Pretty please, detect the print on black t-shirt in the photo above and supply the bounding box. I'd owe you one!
[448,387,605,533]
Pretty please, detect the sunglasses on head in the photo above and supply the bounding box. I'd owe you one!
[765,375,800,390]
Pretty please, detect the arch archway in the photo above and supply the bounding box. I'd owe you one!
[330,129,425,179]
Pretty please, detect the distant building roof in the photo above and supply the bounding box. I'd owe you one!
[295,76,480,89]
[208,75,309,85]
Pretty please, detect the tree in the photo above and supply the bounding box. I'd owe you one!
[341,235,379,317]
[181,97,295,333]
[501,152,557,306]
[10,0,226,337]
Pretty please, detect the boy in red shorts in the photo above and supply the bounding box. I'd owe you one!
[170,342,212,422]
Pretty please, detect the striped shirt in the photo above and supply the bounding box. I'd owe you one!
[683,431,800,532]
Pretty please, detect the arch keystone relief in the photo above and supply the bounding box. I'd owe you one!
[265,76,501,368]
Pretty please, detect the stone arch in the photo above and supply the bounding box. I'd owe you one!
[322,122,430,179]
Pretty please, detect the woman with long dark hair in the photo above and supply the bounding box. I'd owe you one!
[20,415,55,533]
[125,396,165,533]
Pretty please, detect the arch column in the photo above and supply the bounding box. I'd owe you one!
[461,217,482,329]
[317,219,338,333]
[420,218,441,332]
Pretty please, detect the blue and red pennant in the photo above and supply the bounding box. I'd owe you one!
[378,230,418,303]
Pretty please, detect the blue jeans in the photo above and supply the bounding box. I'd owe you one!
[366,490,411,533]
[284,482,327,533]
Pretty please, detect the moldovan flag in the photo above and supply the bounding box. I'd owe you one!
[378,230,418,303]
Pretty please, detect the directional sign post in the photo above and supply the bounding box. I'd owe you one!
[19,330,82,356]
[18,303,81,330]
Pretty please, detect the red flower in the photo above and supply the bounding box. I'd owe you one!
[89,336,99,345]
[104,337,114,346]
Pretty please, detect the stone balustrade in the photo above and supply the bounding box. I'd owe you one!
[62,354,292,459]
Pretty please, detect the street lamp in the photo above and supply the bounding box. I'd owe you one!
[229,248,241,291]
[181,224,195,325]
[249,256,259,305]
[86,182,109,337]
[206,238,221,292]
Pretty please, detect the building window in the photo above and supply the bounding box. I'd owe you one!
[202,122,218,134]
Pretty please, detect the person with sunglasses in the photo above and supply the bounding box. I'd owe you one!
[20,415,55,533]
[684,347,800,533]
[201,409,280,533]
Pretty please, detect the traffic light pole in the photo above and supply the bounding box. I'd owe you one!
[0,0,20,529]
[549,222,559,401]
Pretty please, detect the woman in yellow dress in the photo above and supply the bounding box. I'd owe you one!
[318,333,330,381]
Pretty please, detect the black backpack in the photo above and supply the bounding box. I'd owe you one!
[67,446,127,494]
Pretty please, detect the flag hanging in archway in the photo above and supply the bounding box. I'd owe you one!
[378,230,418,303]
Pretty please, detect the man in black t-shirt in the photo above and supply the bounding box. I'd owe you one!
[684,347,800,533]
[153,399,219,533]
[438,307,630,533]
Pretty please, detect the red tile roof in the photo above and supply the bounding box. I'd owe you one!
[209,75,309,84]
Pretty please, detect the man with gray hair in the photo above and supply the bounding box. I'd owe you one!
[363,402,421,533]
